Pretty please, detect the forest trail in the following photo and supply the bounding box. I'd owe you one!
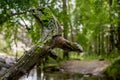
[62,60,109,76]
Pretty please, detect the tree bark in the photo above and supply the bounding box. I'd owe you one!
[116,0,120,50]
[0,35,83,80]
[108,0,115,53]
[62,0,69,59]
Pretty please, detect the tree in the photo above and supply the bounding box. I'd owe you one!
[72,0,120,56]
[0,34,83,80]
[62,0,69,59]
[0,1,84,79]
[116,0,120,50]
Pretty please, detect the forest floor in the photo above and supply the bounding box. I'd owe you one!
[61,60,109,76]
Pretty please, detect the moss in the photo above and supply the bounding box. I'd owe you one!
[105,56,120,79]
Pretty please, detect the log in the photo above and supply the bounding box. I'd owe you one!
[0,35,83,80]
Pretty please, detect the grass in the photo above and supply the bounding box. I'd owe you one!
[69,52,101,61]
[82,54,100,61]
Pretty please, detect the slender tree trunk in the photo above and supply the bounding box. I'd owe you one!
[106,34,109,54]
[108,0,115,53]
[62,0,69,59]
[68,1,74,42]
[69,19,74,42]
[98,33,101,55]
[117,22,120,50]
[101,27,105,54]
[94,36,98,54]
[104,29,109,55]
[109,27,114,51]
[116,0,120,50]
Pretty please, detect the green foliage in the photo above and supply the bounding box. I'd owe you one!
[105,56,120,79]
[29,25,41,43]
[0,39,7,50]
[82,54,100,61]
[72,0,120,56]
[0,0,119,60]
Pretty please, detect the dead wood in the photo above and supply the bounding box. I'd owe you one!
[0,35,83,80]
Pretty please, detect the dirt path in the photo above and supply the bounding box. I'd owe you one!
[62,60,109,76]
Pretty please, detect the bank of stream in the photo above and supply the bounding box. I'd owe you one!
[0,54,117,80]
[19,60,110,80]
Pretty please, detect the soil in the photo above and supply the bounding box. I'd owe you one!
[61,60,109,76]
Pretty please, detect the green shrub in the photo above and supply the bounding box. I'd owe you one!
[105,56,120,80]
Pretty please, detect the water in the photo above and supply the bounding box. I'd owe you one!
[19,68,37,80]
[43,72,105,80]
[19,69,106,80]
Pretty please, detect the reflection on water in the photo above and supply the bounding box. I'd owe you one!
[19,69,106,80]
[44,72,105,80]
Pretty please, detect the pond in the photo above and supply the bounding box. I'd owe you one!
[19,68,107,80]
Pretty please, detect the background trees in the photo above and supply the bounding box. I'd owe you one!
[73,0,120,57]
[0,0,120,59]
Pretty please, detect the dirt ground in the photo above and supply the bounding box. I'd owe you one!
[62,60,109,76]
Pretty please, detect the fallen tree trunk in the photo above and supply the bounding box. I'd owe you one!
[0,35,83,80]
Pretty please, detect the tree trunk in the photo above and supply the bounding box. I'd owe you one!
[101,27,105,54]
[62,0,69,59]
[94,36,98,54]
[0,35,83,80]
[107,0,114,53]
[116,0,120,50]
[68,1,74,42]
[98,33,101,55]
[106,33,110,54]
